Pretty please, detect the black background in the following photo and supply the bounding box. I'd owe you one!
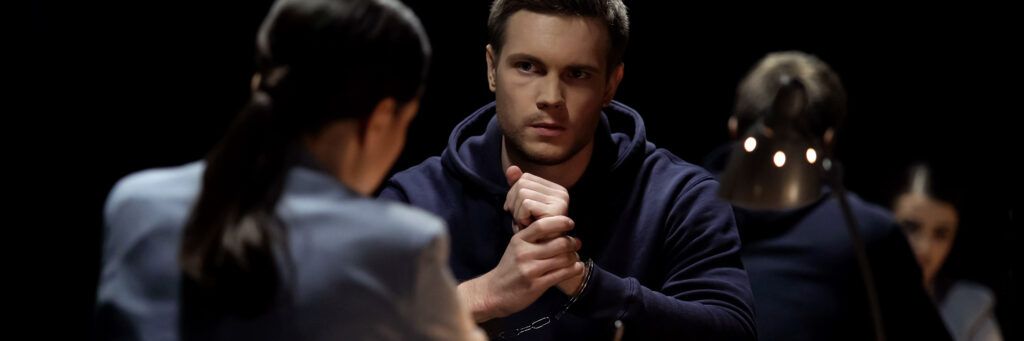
[30,1,1019,338]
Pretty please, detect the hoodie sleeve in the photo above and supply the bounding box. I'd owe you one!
[568,177,757,340]
[379,179,411,203]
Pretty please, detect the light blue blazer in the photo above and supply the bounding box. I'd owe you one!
[96,161,479,340]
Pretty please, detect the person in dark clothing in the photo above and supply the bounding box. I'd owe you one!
[378,0,756,340]
[704,51,952,341]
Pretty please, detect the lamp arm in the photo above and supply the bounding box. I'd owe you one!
[826,159,886,341]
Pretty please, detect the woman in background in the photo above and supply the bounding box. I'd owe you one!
[893,163,1002,341]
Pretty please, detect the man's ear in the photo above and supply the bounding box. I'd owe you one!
[728,116,739,139]
[486,44,497,92]
[823,127,836,148]
[250,73,262,92]
[602,63,625,106]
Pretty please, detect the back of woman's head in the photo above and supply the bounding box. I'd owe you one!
[255,0,431,133]
[733,51,846,140]
[178,0,430,327]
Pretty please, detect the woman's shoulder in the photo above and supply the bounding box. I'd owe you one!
[281,180,448,256]
[102,162,204,249]
[940,279,997,326]
[105,162,204,215]
[943,280,996,309]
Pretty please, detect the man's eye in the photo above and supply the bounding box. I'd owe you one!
[515,62,534,72]
[899,219,921,233]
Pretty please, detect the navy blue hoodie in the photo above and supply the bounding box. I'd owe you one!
[381,102,756,340]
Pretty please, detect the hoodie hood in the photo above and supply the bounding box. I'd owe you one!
[440,100,649,196]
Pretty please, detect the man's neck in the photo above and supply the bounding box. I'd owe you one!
[500,138,594,189]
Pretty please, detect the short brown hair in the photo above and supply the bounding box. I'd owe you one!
[487,0,629,73]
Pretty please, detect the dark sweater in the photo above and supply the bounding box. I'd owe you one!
[381,101,756,340]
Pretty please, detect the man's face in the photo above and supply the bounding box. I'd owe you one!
[487,10,622,166]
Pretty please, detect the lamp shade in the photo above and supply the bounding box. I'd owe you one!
[718,123,825,210]
[719,76,826,210]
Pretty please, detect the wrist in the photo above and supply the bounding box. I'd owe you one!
[459,273,499,322]
[554,259,595,320]
[558,268,586,296]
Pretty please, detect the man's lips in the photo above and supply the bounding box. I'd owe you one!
[529,122,566,137]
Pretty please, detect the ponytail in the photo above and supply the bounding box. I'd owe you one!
[180,89,294,317]
[177,0,432,326]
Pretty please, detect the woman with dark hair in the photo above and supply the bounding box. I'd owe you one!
[892,163,1003,341]
[95,0,483,339]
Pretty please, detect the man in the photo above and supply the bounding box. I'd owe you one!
[704,51,952,341]
[381,1,755,339]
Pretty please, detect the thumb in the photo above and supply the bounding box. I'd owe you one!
[505,165,523,186]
